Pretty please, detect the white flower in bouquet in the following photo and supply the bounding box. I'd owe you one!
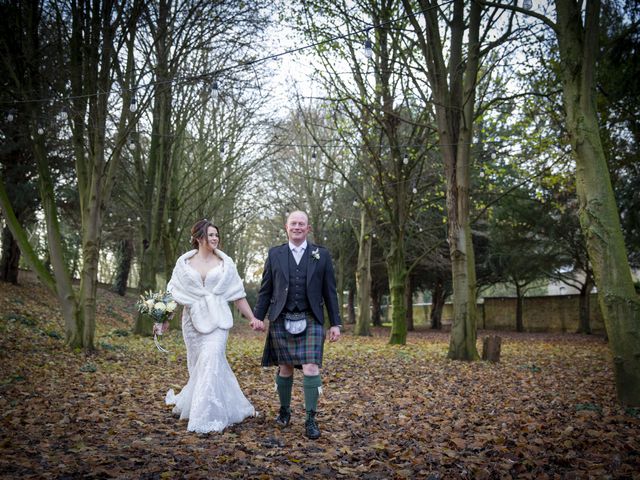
[136,290,175,323]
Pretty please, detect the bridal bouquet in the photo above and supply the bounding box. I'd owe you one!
[136,290,177,352]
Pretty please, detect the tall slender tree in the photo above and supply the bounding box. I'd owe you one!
[403,0,484,358]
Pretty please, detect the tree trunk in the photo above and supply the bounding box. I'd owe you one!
[68,234,81,280]
[2,0,81,346]
[33,134,83,348]
[354,208,372,336]
[402,0,480,359]
[336,251,346,321]
[0,180,56,293]
[387,242,407,344]
[556,0,640,405]
[405,274,414,332]
[134,0,173,335]
[430,279,445,330]
[445,0,481,361]
[578,276,593,334]
[336,258,344,321]
[447,225,479,360]
[135,234,158,337]
[74,0,125,351]
[371,282,382,328]
[515,283,524,333]
[0,226,21,284]
[112,238,133,296]
[137,235,155,290]
[1,168,82,346]
[78,198,102,350]
[19,0,84,347]
[0,105,35,285]
[347,286,356,324]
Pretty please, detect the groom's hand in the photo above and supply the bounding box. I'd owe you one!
[328,326,341,342]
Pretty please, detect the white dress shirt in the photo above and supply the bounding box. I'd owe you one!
[288,240,307,265]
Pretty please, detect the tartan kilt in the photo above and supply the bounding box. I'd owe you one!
[261,312,325,367]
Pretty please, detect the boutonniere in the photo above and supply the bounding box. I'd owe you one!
[311,248,320,261]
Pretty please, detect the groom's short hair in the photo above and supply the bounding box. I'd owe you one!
[286,210,309,224]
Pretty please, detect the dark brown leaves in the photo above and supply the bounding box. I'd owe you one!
[0,278,639,479]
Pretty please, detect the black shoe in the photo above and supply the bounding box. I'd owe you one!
[305,411,320,439]
[275,406,291,427]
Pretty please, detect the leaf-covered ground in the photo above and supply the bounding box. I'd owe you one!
[1,277,639,479]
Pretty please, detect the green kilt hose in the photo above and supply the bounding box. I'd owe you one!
[261,312,325,367]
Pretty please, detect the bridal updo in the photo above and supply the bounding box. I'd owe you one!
[190,219,219,250]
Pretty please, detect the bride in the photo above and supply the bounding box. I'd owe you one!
[164,219,265,433]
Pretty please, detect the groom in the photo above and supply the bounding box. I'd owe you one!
[254,210,342,439]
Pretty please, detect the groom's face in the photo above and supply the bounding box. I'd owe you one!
[286,212,310,245]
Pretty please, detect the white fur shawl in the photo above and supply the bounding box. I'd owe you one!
[167,249,246,333]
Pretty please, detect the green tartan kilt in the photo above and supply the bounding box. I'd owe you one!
[261,312,325,367]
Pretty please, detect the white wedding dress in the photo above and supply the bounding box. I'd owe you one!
[165,263,255,433]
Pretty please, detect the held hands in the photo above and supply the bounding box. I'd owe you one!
[328,326,341,342]
[250,317,265,332]
[235,298,264,331]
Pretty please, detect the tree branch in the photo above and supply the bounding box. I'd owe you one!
[476,0,559,33]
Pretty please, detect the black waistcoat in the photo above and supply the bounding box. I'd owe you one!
[285,247,310,313]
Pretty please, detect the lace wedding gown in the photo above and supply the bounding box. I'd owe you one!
[165,263,255,433]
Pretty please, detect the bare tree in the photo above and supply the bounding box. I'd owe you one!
[291,0,442,342]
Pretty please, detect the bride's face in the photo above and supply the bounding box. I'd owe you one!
[200,226,219,251]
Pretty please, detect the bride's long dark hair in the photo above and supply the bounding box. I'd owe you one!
[190,219,221,250]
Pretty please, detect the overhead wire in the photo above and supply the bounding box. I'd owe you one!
[0,1,454,108]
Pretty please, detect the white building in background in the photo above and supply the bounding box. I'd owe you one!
[545,268,640,297]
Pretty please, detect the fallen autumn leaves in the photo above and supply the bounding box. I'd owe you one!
[0,278,638,479]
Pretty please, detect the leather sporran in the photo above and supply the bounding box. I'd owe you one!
[284,311,307,335]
